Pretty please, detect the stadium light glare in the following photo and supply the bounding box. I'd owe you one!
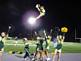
[9,26,11,29]
[28,17,36,25]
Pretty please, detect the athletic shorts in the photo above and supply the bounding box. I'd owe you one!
[55,49,62,53]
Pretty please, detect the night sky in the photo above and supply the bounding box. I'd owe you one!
[0,0,80,41]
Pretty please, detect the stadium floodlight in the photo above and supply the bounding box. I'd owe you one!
[8,25,11,33]
[28,17,36,25]
[7,25,12,37]
[9,26,11,29]
[27,16,37,39]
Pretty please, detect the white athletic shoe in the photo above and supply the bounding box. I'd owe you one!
[32,58,35,61]
[24,58,27,61]
[46,57,51,61]
[24,57,29,61]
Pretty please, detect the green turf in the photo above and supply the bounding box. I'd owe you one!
[4,39,81,53]
[62,42,81,53]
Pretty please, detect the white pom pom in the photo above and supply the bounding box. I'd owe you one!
[36,4,40,8]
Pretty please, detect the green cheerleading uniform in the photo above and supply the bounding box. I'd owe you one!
[44,40,48,49]
[44,36,51,50]
[39,39,43,50]
[55,35,64,50]
[36,39,44,51]
[44,38,50,50]
[0,40,4,51]
[55,43,62,50]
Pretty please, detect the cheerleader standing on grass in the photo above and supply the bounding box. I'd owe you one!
[53,34,65,61]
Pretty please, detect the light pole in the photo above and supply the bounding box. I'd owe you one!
[7,26,11,37]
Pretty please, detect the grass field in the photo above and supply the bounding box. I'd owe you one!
[4,39,81,53]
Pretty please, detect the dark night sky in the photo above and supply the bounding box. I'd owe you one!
[0,0,81,40]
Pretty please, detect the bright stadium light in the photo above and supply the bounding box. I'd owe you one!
[28,17,36,25]
[9,26,11,29]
